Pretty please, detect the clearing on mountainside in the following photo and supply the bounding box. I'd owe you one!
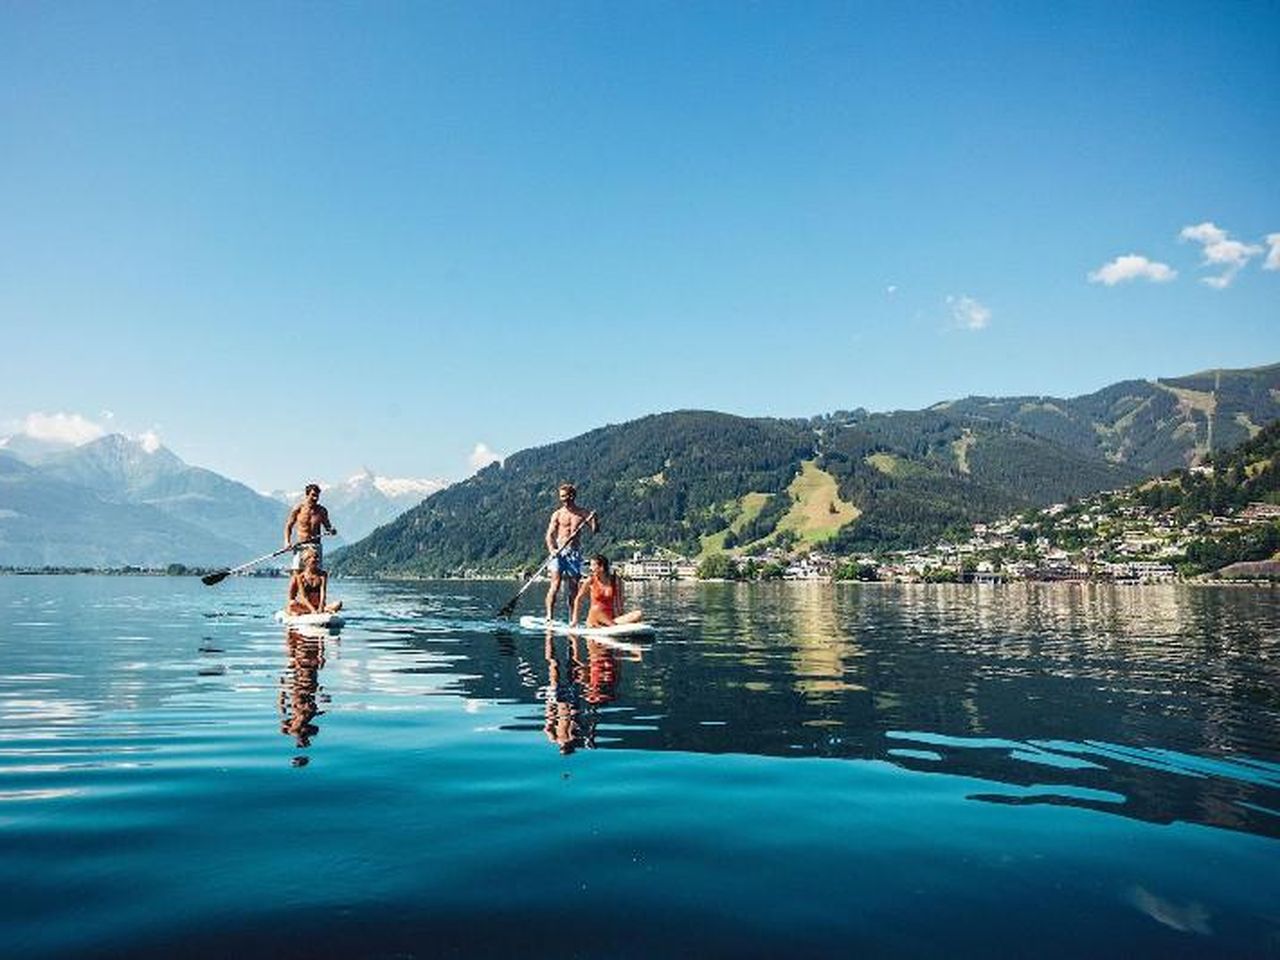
[774,460,861,546]
[698,491,772,558]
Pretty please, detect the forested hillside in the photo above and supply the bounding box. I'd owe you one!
[937,363,1280,473]
[1137,418,1280,519]
[336,412,814,576]
[1016,418,1280,576]
[333,363,1280,577]
[819,414,1145,551]
[334,414,1143,576]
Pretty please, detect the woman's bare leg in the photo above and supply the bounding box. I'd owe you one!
[588,609,643,627]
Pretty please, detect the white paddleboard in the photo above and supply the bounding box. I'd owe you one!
[518,615,654,639]
[274,610,345,629]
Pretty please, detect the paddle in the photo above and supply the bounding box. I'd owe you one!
[497,512,596,618]
[201,537,319,586]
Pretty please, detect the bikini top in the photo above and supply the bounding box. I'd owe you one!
[589,574,617,612]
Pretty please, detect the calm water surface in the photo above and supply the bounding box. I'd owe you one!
[1,575,1278,958]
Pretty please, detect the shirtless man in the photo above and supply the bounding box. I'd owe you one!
[284,483,338,571]
[544,483,598,621]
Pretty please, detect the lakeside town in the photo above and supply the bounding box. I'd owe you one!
[614,490,1280,585]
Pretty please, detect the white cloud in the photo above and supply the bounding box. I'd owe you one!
[137,429,162,454]
[1088,254,1177,286]
[1179,221,1228,247]
[17,412,107,445]
[1179,221,1263,288]
[886,284,898,296]
[946,295,991,331]
[1265,233,1280,271]
[469,442,503,471]
[2,412,170,454]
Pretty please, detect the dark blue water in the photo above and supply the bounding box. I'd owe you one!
[1,575,1278,958]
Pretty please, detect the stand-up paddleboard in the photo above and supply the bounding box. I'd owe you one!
[518,614,654,639]
[274,610,345,630]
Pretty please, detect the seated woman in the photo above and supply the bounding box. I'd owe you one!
[286,548,343,616]
[571,554,644,628]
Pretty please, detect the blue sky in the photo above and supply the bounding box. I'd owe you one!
[2,1,1277,491]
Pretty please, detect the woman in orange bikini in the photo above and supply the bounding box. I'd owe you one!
[571,554,644,628]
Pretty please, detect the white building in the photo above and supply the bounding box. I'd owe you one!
[620,553,678,580]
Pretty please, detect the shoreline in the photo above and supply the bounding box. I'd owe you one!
[1,569,1275,587]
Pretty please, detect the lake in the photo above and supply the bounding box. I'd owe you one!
[1,575,1277,958]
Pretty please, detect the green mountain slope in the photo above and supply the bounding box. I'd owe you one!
[1162,419,1280,573]
[940,362,1280,473]
[335,413,1144,576]
[818,413,1145,552]
[1021,419,1280,576]
[334,362,1280,577]
[336,412,814,576]
[1136,417,1280,518]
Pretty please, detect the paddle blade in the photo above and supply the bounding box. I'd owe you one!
[201,570,230,586]
[496,596,518,619]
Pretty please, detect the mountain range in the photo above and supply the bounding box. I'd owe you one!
[0,436,275,567]
[0,436,441,568]
[334,362,1280,577]
[5,361,1277,571]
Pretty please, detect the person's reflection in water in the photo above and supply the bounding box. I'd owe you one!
[583,639,633,707]
[542,629,585,754]
[539,628,643,754]
[279,629,328,764]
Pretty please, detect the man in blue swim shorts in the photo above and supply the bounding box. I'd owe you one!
[544,482,598,622]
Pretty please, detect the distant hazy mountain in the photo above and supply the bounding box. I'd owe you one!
[0,426,445,566]
[272,468,447,542]
[0,450,251,567]
[0,433,287,567]
[0,432,77,464]
[38,435,286,554]
[336,362,1280,576]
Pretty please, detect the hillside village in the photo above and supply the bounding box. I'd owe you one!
[615,488,1280,585]
[614,414,1280,585]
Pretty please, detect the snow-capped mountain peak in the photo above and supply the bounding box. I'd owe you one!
[373,475,444,498]
[277,469,449,541]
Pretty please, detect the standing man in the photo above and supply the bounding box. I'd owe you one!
[545,482,598,622]
[284,483,338,571]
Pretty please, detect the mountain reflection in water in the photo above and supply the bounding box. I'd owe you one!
[384,581,1280,839]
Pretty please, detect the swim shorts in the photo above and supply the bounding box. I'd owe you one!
[549,547,584,578]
